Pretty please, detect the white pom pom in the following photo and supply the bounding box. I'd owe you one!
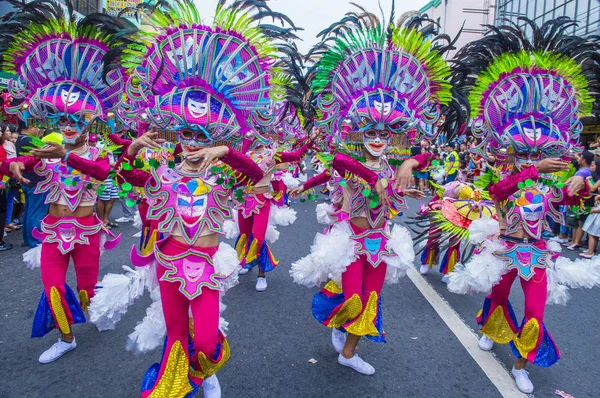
[299,173,308,183]
[223,220,240,240]
[315,203,334,225]
[89,265,149,331]
[546,240,562,253]
[23,245,42,270]
[133,211,143,230]
[282,172,300,189]
[468,217,500,244]
[265,224,280,243]
[213,243,240,292]
[546,268,572,305]
[447,238,506,295]
[553,256,600,289]
[382,224,415,284]
[270,206,297,226]
[127,298,166,354]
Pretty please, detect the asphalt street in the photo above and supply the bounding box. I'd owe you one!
[0,195,598,398]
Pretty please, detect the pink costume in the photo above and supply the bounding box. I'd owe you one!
[92,0,300,395]
[120,148,262,395]
[0,1,128,343]
[474,166,585,366]
[1,146,121,337]
[235,142,311,272]
[446,19,600,382]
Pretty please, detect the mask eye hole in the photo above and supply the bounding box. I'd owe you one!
[364,130,377,139]
[180,130,194,140]
[379,131,390,139]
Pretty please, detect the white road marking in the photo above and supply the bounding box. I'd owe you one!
[406,267,527,398]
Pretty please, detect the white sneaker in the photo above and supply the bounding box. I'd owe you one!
[338,353,375,375]
[478,334,494,351]
[255,277,267,292]
[115,216,133,223]
[419,264,430,275]
[331,329,347,354]
[511,367,534,394]
[39,338,77,364]
[239,268,249,275]
[203,375,221,398]
[441,274,449,284]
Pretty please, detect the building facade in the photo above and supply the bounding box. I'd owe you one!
[495,0,600,37]
[419,0,496,55]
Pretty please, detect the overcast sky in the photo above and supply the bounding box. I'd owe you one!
[195,0,429,53]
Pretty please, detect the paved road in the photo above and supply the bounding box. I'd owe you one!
[0,195,598,397]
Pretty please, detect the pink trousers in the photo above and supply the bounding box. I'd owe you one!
[153,239,221,387]
[237,197,276,271]
[40,214,100,330]
[478,267,560,366]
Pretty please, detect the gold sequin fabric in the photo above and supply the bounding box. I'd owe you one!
[480,306,516,344]
[323,280,343,294]
[513,318,540,358]
[345,291,380,337]
[190,334,231,379]
[235,234,248,262]
[245,239,259,264]
[149,340,193,398]
[327,294,362,328]
[50,287,71,334]
[78,290,90,313]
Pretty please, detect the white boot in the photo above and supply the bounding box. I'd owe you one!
[478,334,494,351]
[331,328,347,354]
[419,264,430,275]
[511,367,534,394]
[338,353,375,375]
[39,338,77,364]
[203,375,221,398]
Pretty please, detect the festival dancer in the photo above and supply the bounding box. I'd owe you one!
[446,18,600,393]
[235,127,316,291]
[93,1,298,396]
[291,7,460,374]
[0,0,127,363]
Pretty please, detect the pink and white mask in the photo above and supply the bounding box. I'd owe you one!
[362,129,391,157]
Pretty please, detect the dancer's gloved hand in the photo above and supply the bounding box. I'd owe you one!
[127,129,165,156]
[31,142,66,159]
[9,162,30,184]
[374,179,390,206]
[534,158,569,174]
[393,158,418,192]
[186,146,229,172]
[289,185,304,199]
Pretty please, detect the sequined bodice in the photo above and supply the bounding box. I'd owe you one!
[35,147,100,211]
[146,165,232,245]
[502,182,563,240]
[248,149,275,188]
[343,158,406,228]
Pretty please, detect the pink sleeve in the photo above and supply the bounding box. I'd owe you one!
[0,155,39,176]
[67,153,111,181]
[278,142,311,163]
[115,151,151,187]
[412,153,434,170]
[303,170,331,190]
[222,148,263,184]
[332,153,378,187]
[489,166,539,202]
